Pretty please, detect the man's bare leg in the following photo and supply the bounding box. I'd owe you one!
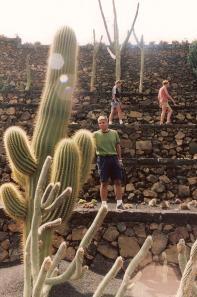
[100,182,108,202]
[160,105,166,125]
[109,109,114,124]
[166,108,173,123]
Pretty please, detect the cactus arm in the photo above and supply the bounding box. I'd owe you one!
[38,218,62,237]
[31,156,52,284]
[25,54,32,91]
[32,257,52,297]
[90,30,103,92]
[133,29,144,93]
[176,239,197,297]
[161,252,168,283]
[121,2,139,50]
[97,0,113,46]
[47,242,67,277]
[0,183,27,220]
[115,235,153,297]
[79,206,108,249]
[73,129,95,185]
[48,139,81,222]
[43,187,72,214]
[93,257,123,297]
[41,183,56,207]
[24,231,32,297]
[94,259,123,297]
[45,206,108,286]
[70,248,88,280]
[112,0,119,48]
[45,248,84,285]
[4,126,37,175]
[177,239,188,275]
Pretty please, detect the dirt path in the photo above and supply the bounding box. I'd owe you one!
[0,257,180,297]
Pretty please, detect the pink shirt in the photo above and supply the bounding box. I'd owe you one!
[158,86,171,103]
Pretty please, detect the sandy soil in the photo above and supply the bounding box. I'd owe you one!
[0,257,180,297]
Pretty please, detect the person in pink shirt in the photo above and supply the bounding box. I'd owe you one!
[158,80,177,125]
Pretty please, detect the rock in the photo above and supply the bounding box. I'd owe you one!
[151,182,165,193]
[6,107,15,115]
[20,111,31,121]
[165,244,190,264]
[192,189,197,199]
[163,224,174,231]
[143,189,157,198]
[103,226,119,242]
[178,185,190,198]
[159,175,171,184]
[97,243,118,260]
[187,177,197,185]
[176,113,185,121]
[175,131,185,140]
[146,174,158,183]
[128,111,142,118]
[166,191,175,199]
[169,227,189,244]
[149,223,159,231]
[136,140,152,151]
[126,183,135,192]
[52,233,65,248]
[63,246,76,261]
[133,224,146,238]
[72,227,87,241]
[152,230,168,255]
[120,139,133,149]
[117,222,127,233]
[165,245,178,264]
[7,222,21,233]
[0,231,8,241]
[118,236,140,258]
[1,239,10,250]
[125,228,135,237]
[0,248,9,261]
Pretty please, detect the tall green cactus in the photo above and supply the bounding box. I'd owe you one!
[0,26,95,287]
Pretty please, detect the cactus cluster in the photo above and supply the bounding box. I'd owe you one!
[0,26,95,296]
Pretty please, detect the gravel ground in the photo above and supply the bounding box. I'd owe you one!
[0,256,180,297]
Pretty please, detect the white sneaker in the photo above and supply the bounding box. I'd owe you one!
[119,120,123,124]
[109,121,113,125]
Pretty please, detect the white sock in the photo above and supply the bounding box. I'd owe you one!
[102,201,107,206]
[119,119,123,124]
[117,199,123,206]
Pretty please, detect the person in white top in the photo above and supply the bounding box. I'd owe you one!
[109,80,123,125]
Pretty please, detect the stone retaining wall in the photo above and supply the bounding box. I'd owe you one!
[0,208,196,268]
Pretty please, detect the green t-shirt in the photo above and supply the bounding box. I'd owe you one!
[93,129,120,156]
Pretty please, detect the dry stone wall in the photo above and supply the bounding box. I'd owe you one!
[0,208,197,266]
[0,37,196,265]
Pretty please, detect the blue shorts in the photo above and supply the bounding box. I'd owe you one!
[96,155,122,183]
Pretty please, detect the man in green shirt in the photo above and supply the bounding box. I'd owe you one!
[93,115,124,210]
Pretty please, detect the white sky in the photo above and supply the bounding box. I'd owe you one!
[0,0,197,45]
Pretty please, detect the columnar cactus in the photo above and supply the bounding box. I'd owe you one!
[0,26,95,295]
[98,0,139,80]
